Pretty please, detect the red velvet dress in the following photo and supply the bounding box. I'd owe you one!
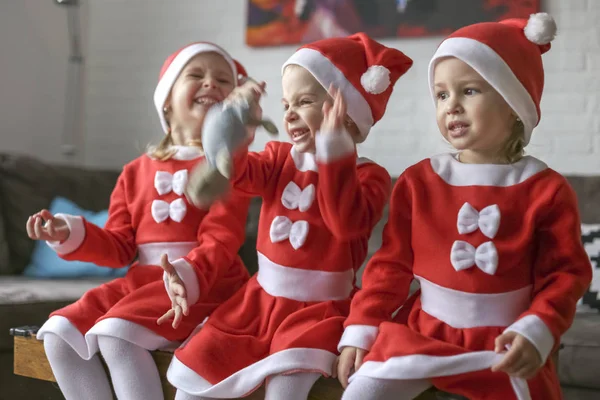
[36,146,250,359]
[340,153,592,400]
[167,135,392,398]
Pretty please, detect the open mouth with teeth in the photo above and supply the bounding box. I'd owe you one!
[290,128,311,142]
[194,96,220,106]
[447,121,469,138]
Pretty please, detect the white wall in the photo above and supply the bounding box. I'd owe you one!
[4,0,599,175]
[0,0,88,165]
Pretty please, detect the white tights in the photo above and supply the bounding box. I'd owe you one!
[43,333,163,400]
[341,376,431,400]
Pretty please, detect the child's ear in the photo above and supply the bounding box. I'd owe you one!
[163,95,172,114]
[162,100,172,127]
[345,117,363,143]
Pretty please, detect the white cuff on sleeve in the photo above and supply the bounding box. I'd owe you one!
[46,214,85,255]
[504,314,555,363]
[163,258,200,306]
[337,324,379,352]
[315,128,355,163]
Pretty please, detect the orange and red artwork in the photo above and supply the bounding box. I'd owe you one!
[246,0,540,47]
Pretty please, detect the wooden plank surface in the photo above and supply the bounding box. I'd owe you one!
[13,335,56,382]
[14,336,440,399]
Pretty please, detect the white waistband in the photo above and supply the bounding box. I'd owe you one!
[416,275,531,329]
[256,252,354,302]
[137,241,197,266]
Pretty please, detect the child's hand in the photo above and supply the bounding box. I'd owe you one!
[157,254,189,329]
[227,78,266,106]
[334,346,368,389]
[26,210,70,242]
[492,332,542,379]
[320,85,347,135]
[226,79,272,136]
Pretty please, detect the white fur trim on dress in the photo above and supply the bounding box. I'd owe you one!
[351,352,531,400]
[428,37,539,145]
[86,318,176,352]
[256,252,353,302]
[167,348,336,398]
[337,324,379,352]
[290,146,319,172]
[429,153,547,187]
[46,214,85,255]
[417,275,532,329]
[154,43,237,134]
[37,315,98,360]
[36,316,176,360]
[283,48,374,139]
[314,128,356,162]
[163,258,201,305]
[138,241,197,266]
[504,314,555,364]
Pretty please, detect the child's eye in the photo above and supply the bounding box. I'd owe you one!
[218,78,232,84]
[283,104,289,111]
[300,99,313,105]
[436,91,448,101]
[464,88,479,95]
[190,74,203,79]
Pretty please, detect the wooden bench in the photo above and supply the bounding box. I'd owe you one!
[14,335,443,399]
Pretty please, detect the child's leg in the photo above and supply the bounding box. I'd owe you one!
[174,390,216,400]
[97,335,163,400]
[43,332,112,400]
[264,372,321,400]
[342,376,431,400]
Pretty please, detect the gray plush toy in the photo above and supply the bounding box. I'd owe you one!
[185,87,277,208]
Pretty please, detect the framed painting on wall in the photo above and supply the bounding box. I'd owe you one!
[246,0,541,47]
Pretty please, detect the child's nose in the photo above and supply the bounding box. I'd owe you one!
[203,78,218,89]
[285,109,298,122]
[446,98,462,114]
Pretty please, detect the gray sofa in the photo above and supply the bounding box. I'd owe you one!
[1,152,599,399]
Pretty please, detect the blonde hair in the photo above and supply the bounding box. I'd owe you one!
[282,63,301,74]
[147,103,205,160]
[501,118,526,164]
[147,132,205,161]
[147,132,177,161]
[282,64,327,94]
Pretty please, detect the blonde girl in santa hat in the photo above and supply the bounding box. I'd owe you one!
[336,13,593,400]
[27,42,253,400]
[162,33,413,400]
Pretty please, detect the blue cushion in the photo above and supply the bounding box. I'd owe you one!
[23,197,129,278]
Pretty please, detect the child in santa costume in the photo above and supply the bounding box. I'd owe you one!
[28,42,252,400]
[164,33,413,400]
[336,13,593,400]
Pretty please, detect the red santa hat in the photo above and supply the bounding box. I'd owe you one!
[153,42,248,133]
[282,32,413,141]
[428,13,557,145]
